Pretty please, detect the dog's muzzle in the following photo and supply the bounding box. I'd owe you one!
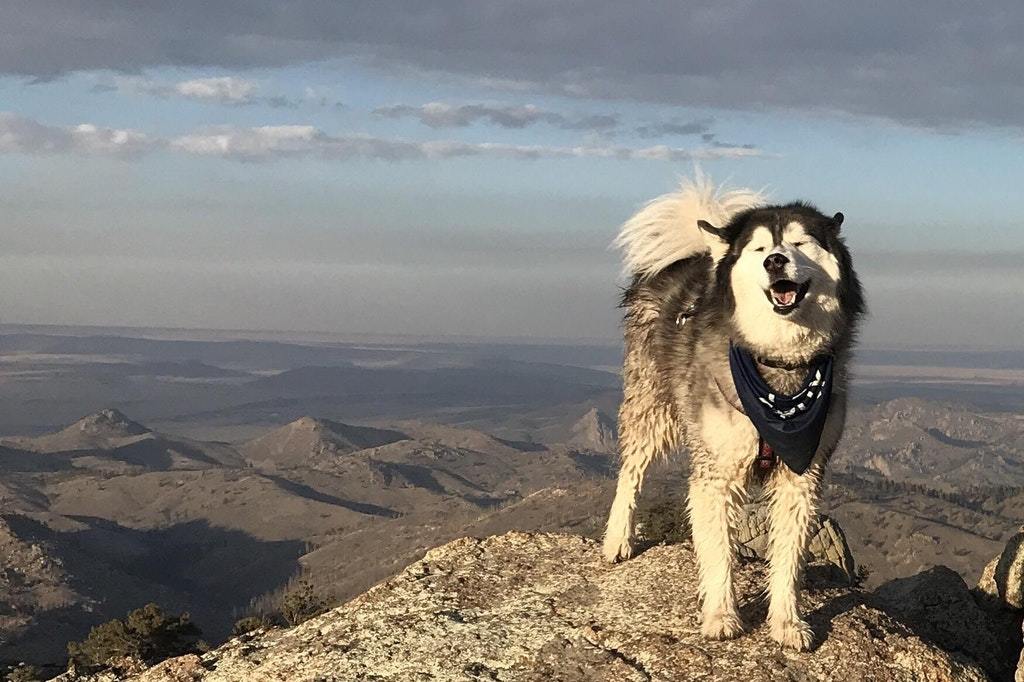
[765,277,811,314]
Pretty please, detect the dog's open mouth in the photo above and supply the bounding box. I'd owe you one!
[766,279,811,314]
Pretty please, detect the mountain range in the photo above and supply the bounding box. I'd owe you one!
[0,406,617,666]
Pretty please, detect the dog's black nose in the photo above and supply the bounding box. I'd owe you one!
[763,253,789,270]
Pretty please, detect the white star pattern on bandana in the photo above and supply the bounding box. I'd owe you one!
[755,370,826,420]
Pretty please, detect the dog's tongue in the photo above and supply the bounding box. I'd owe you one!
[773,290,796,306]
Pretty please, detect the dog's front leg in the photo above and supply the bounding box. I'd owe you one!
[765,463,822,651]
[688,458,747,640]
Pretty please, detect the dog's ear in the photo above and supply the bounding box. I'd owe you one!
[830,212,844,232]
[697,220,729,261]
[697,220,726,241]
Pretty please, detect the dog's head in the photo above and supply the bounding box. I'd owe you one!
[699,203,864,362]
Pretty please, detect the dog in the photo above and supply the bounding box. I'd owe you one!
[602,174,864,651]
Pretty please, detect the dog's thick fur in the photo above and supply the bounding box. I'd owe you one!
[603,174,864,651]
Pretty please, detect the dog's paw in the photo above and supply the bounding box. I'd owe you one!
[769,617,814,651]
[700,609,746,640]
[601,533,634,563]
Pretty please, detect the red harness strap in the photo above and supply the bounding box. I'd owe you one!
[714,374,779,475]
[756,438,778,472]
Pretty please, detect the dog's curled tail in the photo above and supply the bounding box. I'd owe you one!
[613,172,766,279]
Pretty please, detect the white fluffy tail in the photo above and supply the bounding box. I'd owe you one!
[614,172,766,278]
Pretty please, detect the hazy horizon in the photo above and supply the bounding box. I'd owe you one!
[0,321,1022,355]
[1,3,1022,347]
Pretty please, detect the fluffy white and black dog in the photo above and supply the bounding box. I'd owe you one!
[603,175,864,651]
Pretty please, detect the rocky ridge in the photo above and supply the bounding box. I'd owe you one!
[62,531,1018,682]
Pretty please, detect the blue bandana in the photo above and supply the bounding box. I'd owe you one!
[728,342,833,475]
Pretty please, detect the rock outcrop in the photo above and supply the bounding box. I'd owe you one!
[69,532,999,682]
[979,530,1024,609]
[568,408,618,453]
[876,566,1018,681]
[975,529,1024,682]
[735,503,858,582]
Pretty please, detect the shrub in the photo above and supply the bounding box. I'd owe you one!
[635,496,691,545]
[280,579,331,627]
[5,664,42,682]
[232,614,277,636]
[66,603,204,674]
[854,564,872,587]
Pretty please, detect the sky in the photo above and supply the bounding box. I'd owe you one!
[0,2,1021,348]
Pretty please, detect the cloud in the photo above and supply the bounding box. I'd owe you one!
[173,76,259,104]
[374,102,618,132]
[4,2,1024,130]
[0,113,762,163]
[375,105,750,145]
[265,95,300,109]
[96,75,302,108]
[635,119,713,139]
[0,112,154,157]
[169,125,763,162]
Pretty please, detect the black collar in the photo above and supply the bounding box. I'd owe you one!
[755,353,830,372]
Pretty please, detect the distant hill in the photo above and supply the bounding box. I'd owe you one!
[568,407,618,453]
[7,408,149,452]
[241,417,408,468]
[1,409,245,471]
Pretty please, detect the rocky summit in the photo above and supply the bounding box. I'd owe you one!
[67,531,1012,682]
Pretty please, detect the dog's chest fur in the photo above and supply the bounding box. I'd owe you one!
[758,365,807,395]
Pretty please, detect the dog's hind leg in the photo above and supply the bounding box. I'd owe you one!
[603,284,681,564]
[688,457,749,640]
[764,462,823,651]
[602,397,678,563]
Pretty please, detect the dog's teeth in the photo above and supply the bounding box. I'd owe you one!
[773,290,796,306]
